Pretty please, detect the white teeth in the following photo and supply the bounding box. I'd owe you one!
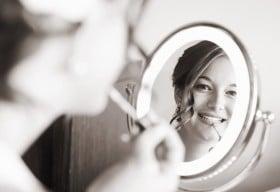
[198,113,223,124]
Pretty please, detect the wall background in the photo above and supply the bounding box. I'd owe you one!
[135,0,280,191]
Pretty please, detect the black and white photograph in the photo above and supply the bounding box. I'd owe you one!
[0,0,279,192]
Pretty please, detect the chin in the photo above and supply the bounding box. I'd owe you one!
[192,122,216,141]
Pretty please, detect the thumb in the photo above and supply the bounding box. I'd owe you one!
[132,121,184,166]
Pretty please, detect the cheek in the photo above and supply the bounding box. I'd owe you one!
[68,75,111,114]
[9,66,70,108]
[225,100,236,116]
[192,92,209,112]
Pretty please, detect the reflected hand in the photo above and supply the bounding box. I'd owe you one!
[87,121,185,192]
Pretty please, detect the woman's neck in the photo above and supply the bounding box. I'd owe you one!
[0,101,60,155]
[179,125,219,161]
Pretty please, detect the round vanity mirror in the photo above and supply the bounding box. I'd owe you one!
[133,23,273,191]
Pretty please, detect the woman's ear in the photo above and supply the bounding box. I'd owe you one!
[175,87,194,109]
[180,87,194,107]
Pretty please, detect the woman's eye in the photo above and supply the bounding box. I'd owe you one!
[194,84,212,92]
[226,90,237,97]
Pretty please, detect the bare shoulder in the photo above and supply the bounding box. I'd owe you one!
[266,187,280,192]
[0,143,46,192]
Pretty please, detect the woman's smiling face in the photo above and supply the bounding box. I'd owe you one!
[187,55,236,141]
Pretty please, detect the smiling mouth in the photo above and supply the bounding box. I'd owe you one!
[198,113,227,125]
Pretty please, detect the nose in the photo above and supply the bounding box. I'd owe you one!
[207,91,225,111]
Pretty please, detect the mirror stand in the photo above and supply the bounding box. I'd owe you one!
[125,82,137,134]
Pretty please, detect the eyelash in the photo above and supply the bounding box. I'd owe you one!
[194,83,237,97]
[225,90,237,97]
[194,83,212,92]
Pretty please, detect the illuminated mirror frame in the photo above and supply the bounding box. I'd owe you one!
[136,23,257,177]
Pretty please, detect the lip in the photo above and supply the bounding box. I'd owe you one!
[198,112,227,125]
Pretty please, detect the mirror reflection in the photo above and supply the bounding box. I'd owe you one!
[169,41,236,161]
[136,23,271,191]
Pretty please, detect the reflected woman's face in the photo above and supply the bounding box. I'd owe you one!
[187,56,236,141]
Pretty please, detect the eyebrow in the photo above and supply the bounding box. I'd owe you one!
[229,83,237,87]
[198,76,237,87]
[198,76,212,82]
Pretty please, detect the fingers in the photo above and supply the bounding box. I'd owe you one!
[132,119,185,167]
[133,121,169,163]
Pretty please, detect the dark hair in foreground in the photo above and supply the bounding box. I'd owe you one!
[0,0,33,100]
[170,40,226,129]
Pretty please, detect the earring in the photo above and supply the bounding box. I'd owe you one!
[172,104,193,130]
[208,124,222,152]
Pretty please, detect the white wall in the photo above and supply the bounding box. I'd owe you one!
[135,1,280,191]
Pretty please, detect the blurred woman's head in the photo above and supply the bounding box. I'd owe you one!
[0,0,128,115]
[171,41,236,141]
